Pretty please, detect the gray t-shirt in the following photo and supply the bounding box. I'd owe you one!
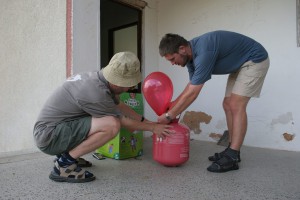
[33,71,120,148]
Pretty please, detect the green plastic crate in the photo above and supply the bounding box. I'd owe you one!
[96,92,144,159]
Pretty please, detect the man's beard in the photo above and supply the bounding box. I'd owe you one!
[179,53,189,67]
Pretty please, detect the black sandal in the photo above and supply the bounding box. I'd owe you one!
[208,150,227,161]
[49,161,95,183]
[208,149,241,162]
[76,157,92,167]
[207,154,239,173]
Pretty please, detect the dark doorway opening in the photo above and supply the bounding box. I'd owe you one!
[100,0,142,92]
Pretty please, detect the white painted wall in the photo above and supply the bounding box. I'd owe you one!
[0,0,66,154]
[73,0,100,74]
[142,0,160,136]
[155,0,300,151]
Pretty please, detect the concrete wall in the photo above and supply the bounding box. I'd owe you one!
[0,0,66,154]
[155,0,300,151]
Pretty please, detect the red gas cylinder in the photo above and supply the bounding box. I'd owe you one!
[152,120,190,167]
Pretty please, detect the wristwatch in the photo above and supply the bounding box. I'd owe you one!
[165,113,172,121]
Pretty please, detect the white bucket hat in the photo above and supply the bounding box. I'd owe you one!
[103,52,142,87]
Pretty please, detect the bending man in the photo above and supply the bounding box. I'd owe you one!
[158,31,269,173]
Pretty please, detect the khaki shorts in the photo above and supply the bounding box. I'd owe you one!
[225,58,270,98]
[39,117,92,155]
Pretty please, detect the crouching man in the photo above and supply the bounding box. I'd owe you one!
[33,52,173,183]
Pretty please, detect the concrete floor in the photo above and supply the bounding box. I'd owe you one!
[0,138,299,200]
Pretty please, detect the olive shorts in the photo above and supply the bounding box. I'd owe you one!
[39,117,92,156]
[225,58,270,98]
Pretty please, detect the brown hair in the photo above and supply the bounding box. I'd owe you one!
[159,33,189,56]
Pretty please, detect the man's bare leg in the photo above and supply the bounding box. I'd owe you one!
[226,94,250,151]
[69,116,120,159]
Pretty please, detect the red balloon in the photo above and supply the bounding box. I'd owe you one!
[142,72,173,115]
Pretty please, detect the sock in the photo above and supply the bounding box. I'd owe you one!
[226,148,239,160]
[57,152,76,167]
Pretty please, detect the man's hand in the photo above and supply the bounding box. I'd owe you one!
[152,123,174,138]
[157,112,172,124]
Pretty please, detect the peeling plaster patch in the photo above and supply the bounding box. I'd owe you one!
[181,111,212,134]
[209,133,222,141]
[283,132,295,141]
[215,119,227,129]
[271,112,293,126]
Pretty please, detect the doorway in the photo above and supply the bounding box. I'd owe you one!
[100,0,142,92]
